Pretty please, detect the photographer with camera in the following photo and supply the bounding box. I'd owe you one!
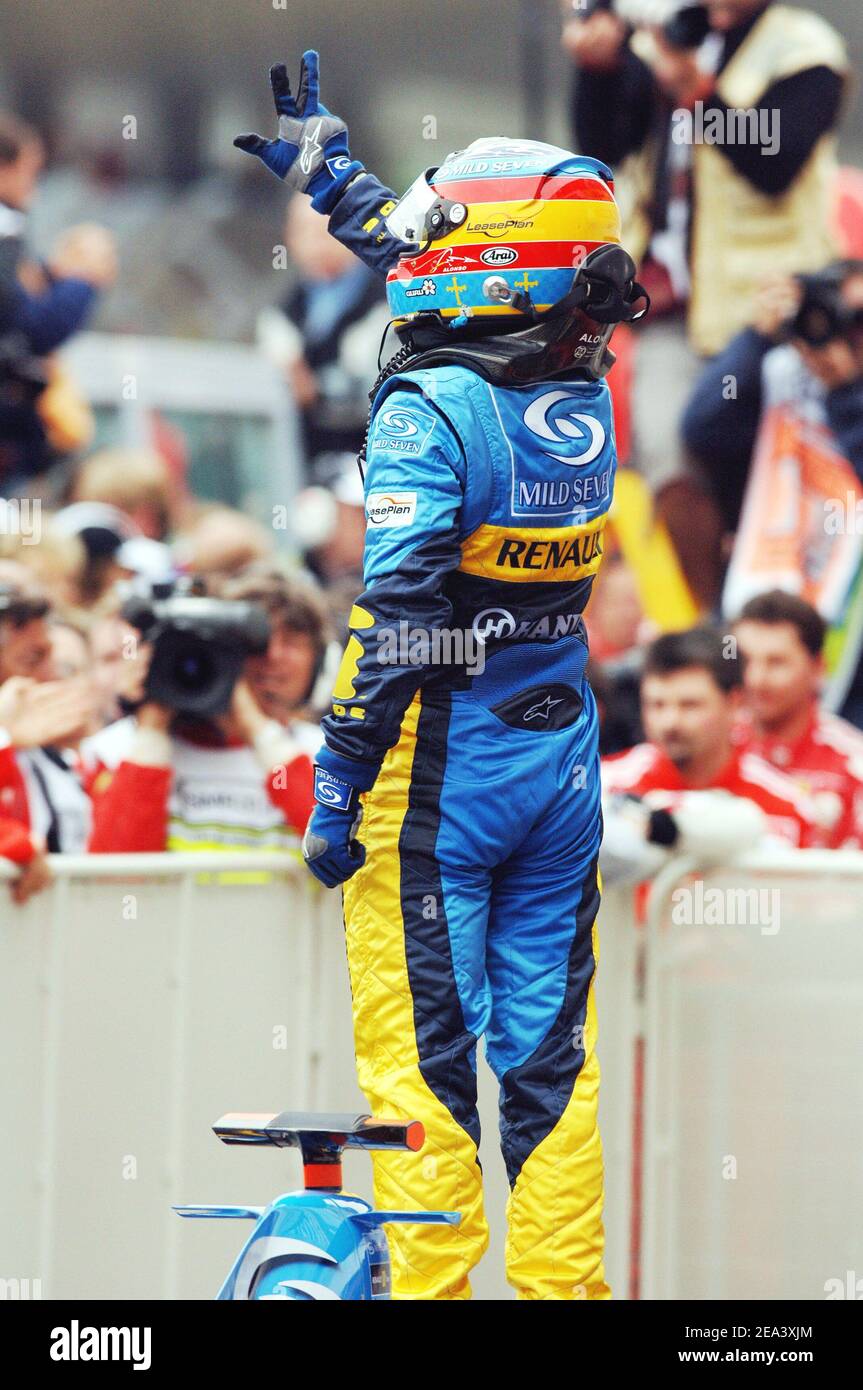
[682,260,863,728]
[0,572,96,902]
[683,261,863,526]
[563,1,848,602]
[86,570,321,854]
[565,1,848,357]
[0,112,117,489]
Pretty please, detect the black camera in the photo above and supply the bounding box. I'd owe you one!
[121,581,271,718]
[786,262,863,349]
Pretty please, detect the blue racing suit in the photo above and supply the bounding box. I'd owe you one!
[321,174,613,1300]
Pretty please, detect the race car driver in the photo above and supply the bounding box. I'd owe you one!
[236,52,648,1301]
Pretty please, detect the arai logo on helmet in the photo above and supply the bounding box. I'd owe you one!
[480,247,518,267]
[523,391,607,467]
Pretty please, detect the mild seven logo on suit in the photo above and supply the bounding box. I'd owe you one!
[523,391,606,466]
[374,408,436,455]
[512,387,613,518]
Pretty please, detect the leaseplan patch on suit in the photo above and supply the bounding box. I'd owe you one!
[366,491,418,527]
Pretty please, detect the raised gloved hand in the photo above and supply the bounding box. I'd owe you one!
[302,747,379,888]
[234,50,363,214]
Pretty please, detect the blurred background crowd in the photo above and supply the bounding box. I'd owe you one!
[2,0,863,903]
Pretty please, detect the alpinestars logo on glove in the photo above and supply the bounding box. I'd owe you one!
[299,119,324,174]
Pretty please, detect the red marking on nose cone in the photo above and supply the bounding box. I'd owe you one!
[304,1161,343,1191]
[405,1121,425,1152]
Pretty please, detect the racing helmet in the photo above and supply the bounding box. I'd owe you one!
[383,138,645,376]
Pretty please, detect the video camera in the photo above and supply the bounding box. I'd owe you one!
[785,262,863,349]
[573,0,711,50]
[121,579,271,719]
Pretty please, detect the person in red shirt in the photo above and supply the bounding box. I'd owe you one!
[733,589,863,847]
[603,626,817,846]
[0,575,95,901]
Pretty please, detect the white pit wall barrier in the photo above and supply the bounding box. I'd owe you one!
[641,848,863,1300]
[0,854,637,1301]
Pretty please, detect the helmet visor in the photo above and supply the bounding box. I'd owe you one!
[385,169,438,244]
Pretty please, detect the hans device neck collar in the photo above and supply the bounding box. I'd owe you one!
[397,245,648,387]
[357,246,648,477]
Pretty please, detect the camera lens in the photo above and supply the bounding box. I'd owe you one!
[797,306,835,348]
[172,645,215,692]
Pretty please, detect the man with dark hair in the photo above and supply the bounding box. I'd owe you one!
[642,625,742,692]
[737,590,826,656]
[603,625,817,844]
[734,590,863,847]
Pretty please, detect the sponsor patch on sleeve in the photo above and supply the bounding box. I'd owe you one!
[369,406,437,455]
[365,491,418,527]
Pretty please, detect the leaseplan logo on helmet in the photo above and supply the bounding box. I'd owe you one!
[523,391,606,466]
[374,408,436,455]
[366,492,417,527]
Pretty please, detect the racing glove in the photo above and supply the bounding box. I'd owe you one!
[233,50,364,214]
[301,746,379,889]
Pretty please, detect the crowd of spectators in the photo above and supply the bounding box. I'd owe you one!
[0,97,385,907]
[561,0,863,871]
[3,0,863,906]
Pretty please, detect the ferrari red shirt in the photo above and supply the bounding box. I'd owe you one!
[734,706,863,848]
[602,741,817,847]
